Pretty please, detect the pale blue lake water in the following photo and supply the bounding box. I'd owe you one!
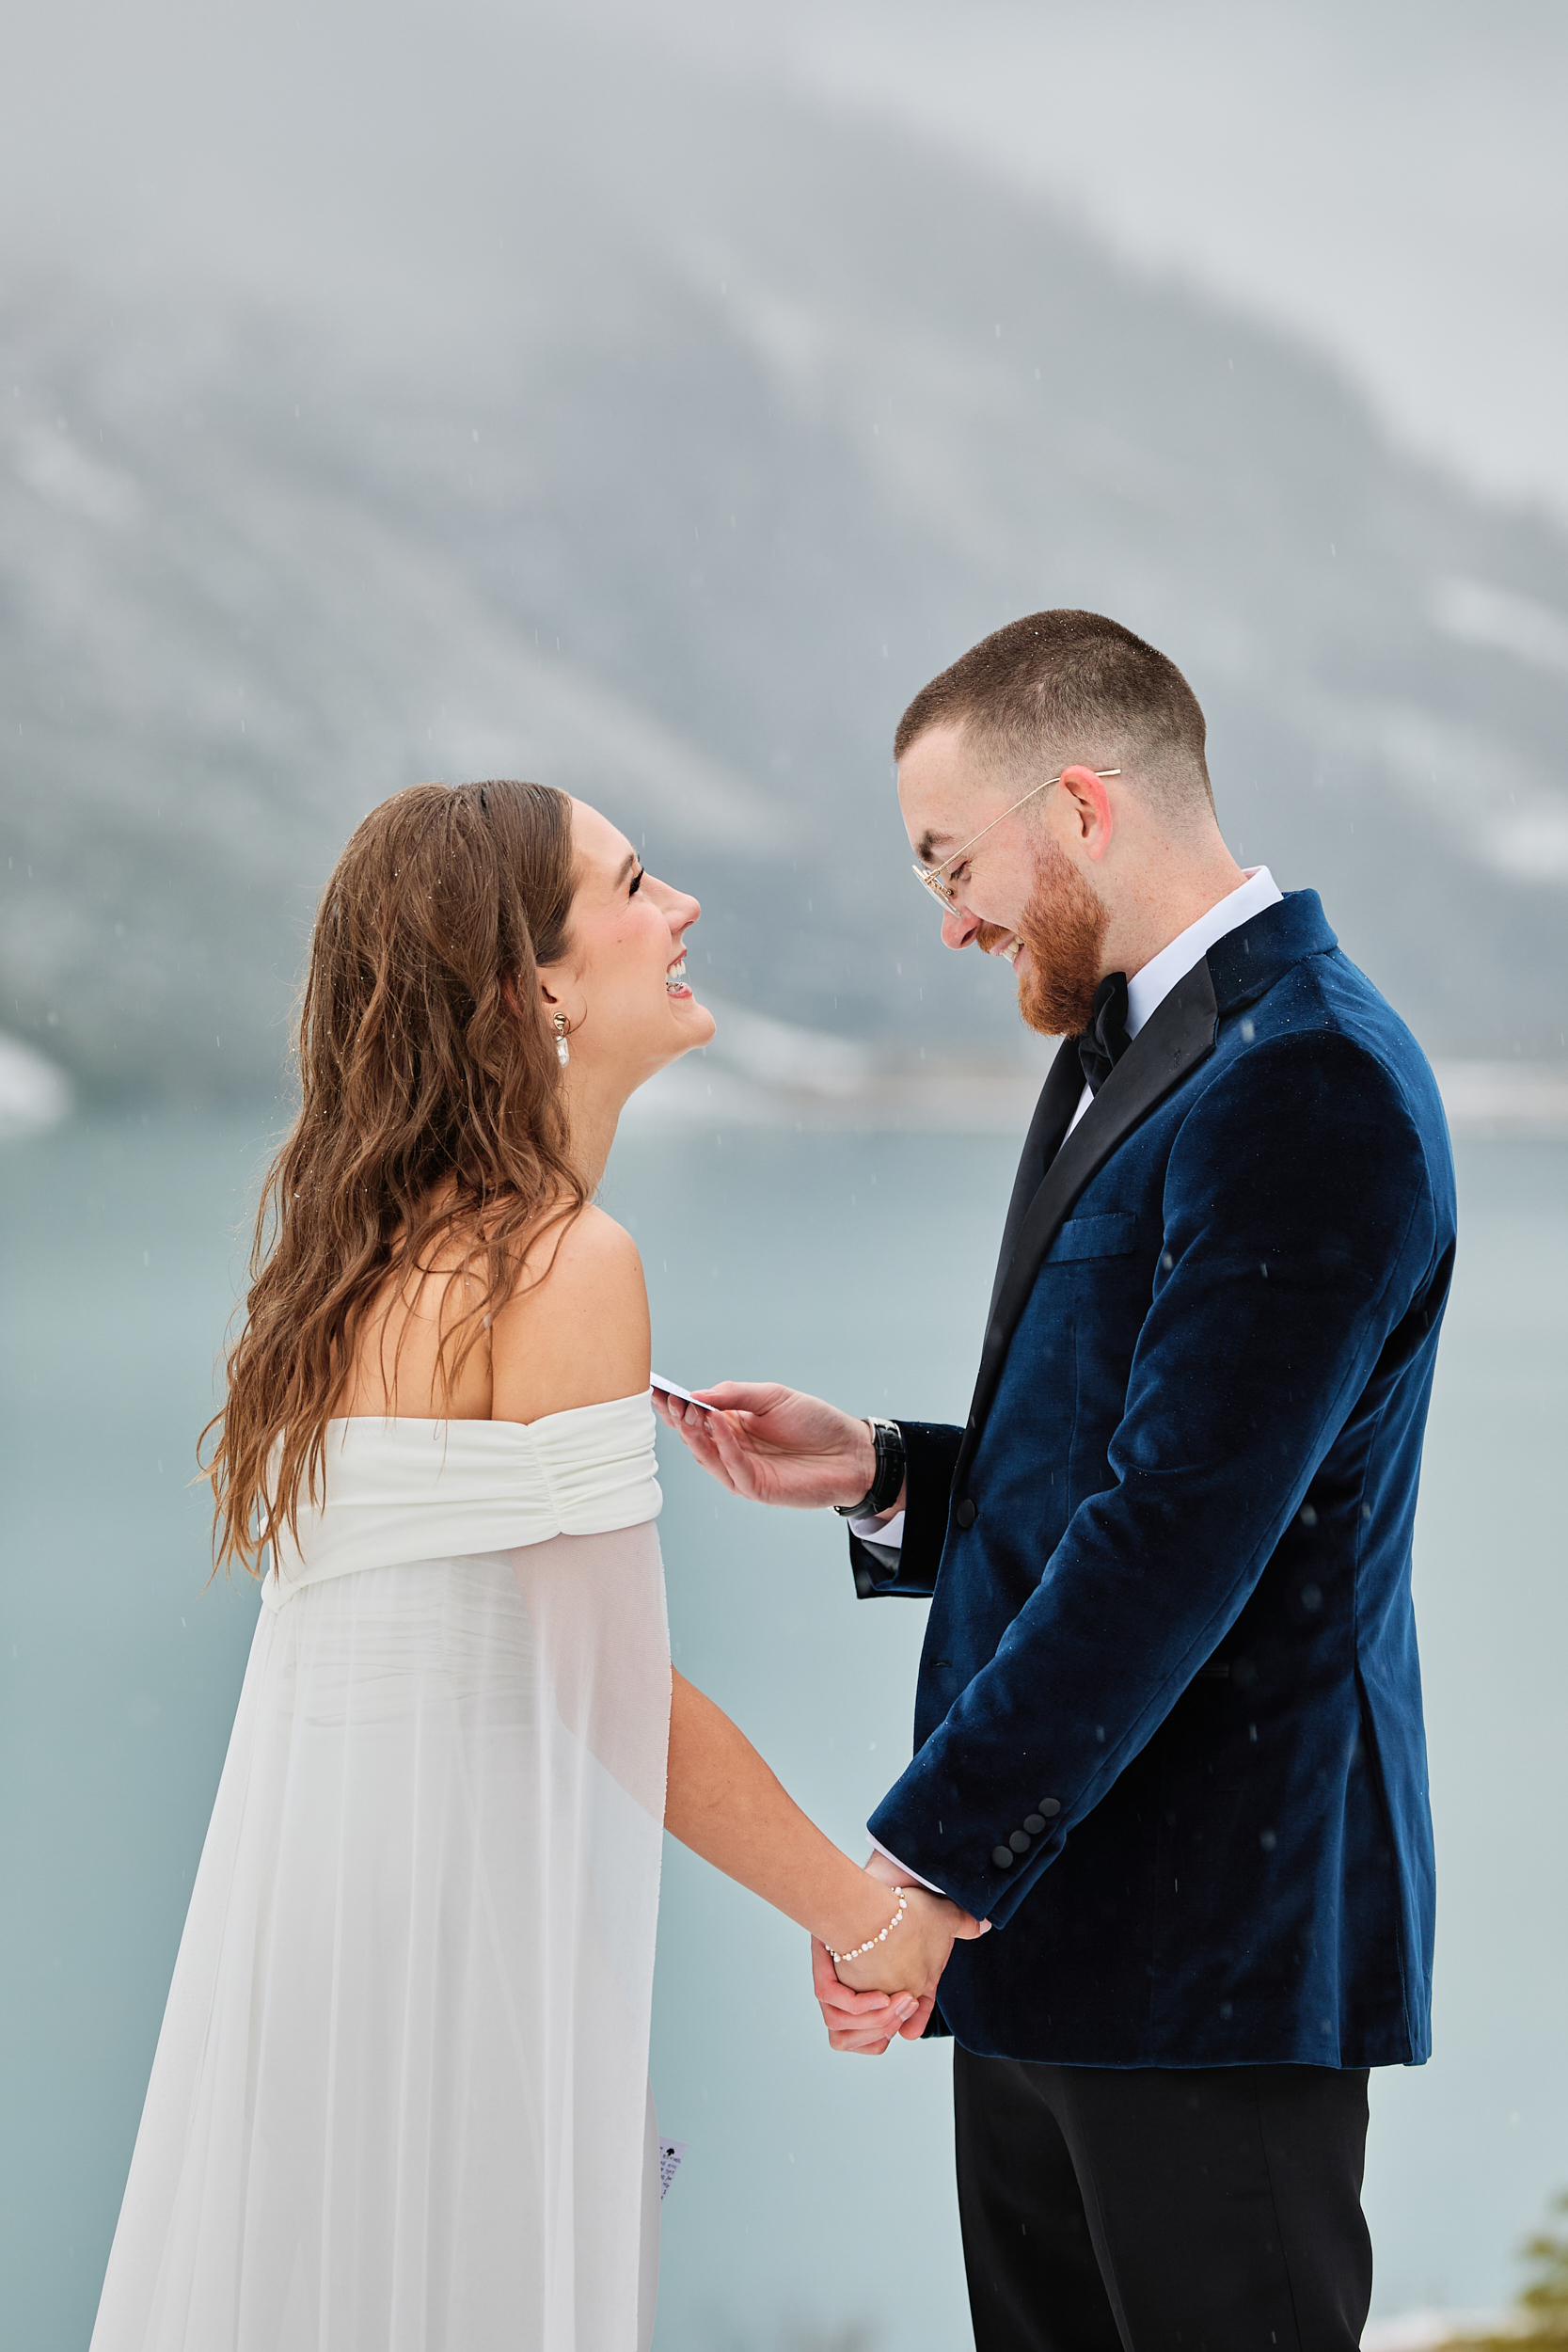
[2,1111,1564,2347]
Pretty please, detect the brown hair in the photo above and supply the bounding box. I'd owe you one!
[895,610,1213,825]
[202,780,584,1575]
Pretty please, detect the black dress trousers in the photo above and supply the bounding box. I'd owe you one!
[954,2047,1373,2352]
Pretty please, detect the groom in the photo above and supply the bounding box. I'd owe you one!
[657,610,1456,2350]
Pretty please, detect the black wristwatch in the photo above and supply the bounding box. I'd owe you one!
[832,1418,906,1519]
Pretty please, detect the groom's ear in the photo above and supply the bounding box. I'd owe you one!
[1059,766,1116,859]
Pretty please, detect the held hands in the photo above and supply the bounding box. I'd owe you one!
[835,1883,985,2001]
[651,1381,883,1511]
[813,1860,989,2058]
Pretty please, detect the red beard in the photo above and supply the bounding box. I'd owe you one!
[1012,836,1110,1038]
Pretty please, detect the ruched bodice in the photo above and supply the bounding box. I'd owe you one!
[265,1391,662,1608]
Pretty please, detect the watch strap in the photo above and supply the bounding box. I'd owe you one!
[832,1418,906,1519]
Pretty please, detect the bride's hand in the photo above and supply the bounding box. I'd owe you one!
[831,1880,988,2000]
[652,1380,885,1512]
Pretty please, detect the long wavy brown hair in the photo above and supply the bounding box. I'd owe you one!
[203,780,584,1575]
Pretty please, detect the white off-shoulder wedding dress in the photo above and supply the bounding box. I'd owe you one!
[91,1395,672,2352]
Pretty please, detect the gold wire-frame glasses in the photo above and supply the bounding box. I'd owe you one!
[911,770,1121,912]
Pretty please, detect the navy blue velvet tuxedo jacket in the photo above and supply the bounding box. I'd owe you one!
[856,891,1455,2069]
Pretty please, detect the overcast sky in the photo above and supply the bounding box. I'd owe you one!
[2,0,1565,519]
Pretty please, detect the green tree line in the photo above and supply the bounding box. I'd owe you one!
[1447,2193,1568,2349]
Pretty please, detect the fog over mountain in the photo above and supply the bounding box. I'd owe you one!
[3,32,1566,1103]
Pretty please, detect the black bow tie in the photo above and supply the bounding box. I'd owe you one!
[1077,972,1132,1095]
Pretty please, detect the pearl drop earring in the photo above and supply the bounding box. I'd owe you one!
[552,1011,570,1068]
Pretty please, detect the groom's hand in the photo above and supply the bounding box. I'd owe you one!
[652,1381,895,1513]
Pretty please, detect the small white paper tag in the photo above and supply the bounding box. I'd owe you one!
[651,1374,714,1412]
[658,2139,687,2201]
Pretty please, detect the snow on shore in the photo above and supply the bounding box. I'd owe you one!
[0,1033,71,1141]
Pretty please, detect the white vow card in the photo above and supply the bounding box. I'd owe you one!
[650,1374,714,1412]
[658,2139,687,2200]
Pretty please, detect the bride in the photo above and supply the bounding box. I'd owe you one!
[89,779,981,2352]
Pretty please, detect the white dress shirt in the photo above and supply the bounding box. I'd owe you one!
[862,867,1282,1890]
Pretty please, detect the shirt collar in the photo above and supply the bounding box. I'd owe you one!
[1123,866,1283,1041]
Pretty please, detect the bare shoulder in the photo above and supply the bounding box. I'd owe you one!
[535,1200,643,1278]
[514,1202,646,1315]
[490,1204,652,1422]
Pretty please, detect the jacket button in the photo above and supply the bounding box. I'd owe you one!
[1008,1829,1031,1853]
[1037,1797,1061,1817]
[1023,1814,1046,1836]
[990,1845,1015,1869]
[955,1498,977,1529]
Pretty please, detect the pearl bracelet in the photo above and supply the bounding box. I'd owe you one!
[827,1887,910,1966]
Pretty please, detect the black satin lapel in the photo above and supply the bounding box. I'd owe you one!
[987,1038,1085,1323]
[960,958,1220,1463]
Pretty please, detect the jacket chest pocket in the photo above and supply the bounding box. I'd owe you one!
[1047,1211,1138,1263]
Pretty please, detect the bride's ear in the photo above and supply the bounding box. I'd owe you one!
[499,969,555,1034]
[533,961,578,1022]
[529,953,585,1040]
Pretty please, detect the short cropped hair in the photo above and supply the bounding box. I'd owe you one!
[895,610,1213,826]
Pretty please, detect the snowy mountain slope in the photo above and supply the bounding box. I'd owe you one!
[2,45,1564,1099]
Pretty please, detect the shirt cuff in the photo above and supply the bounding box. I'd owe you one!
[868,1836,944,1895]
[847,1507,905,1549]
